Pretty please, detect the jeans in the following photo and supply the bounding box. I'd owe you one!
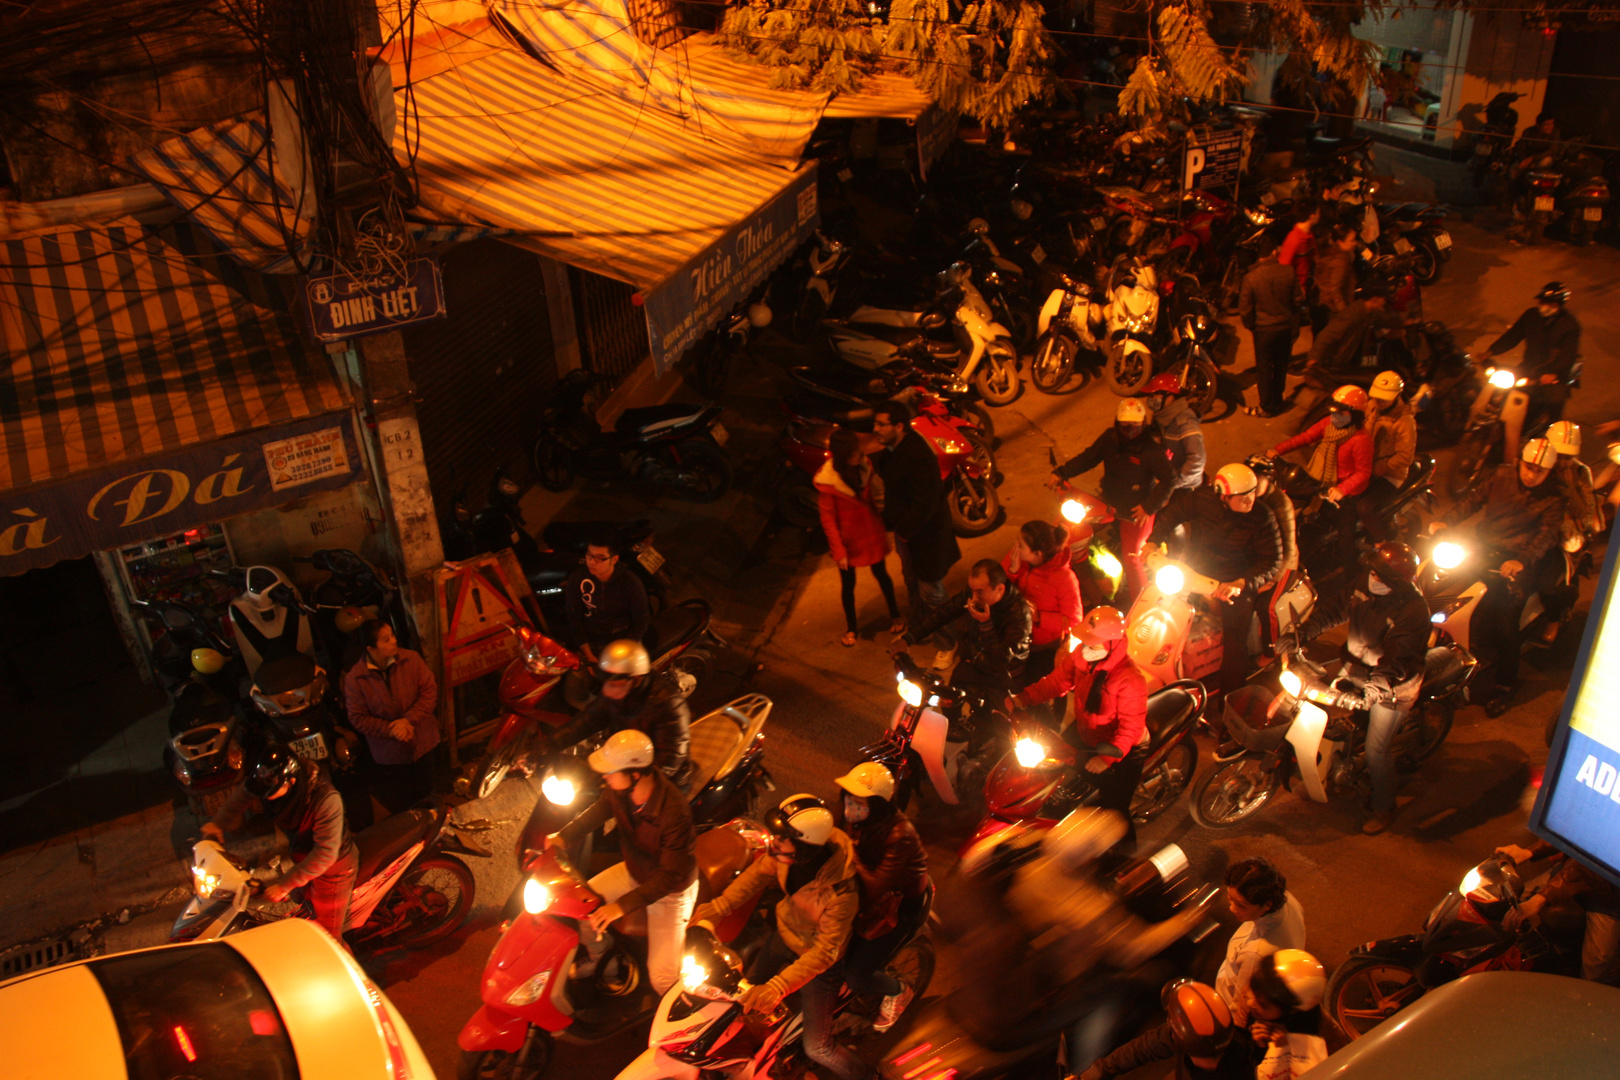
[1251,325,1297,414]
[839,562,900,634]
[1217,592,1259,696]
[896,537,951,648]
[305,844,359,945]
[749,936,871,1080]
[584,862,698,995]
[1358,671,1421,814]
[843,890,930,999]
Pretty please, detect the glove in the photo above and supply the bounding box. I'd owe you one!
[1274,634,1298,655]
[741,980,784,1014]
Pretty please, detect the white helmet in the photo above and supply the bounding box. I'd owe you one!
[588,729,654,774]
[1252,949,1327,1011]
[1213,462,1258,498]
[834,762,895,800]
[766,794,836,846]
[1117,398,1150,424]
[1042,807,1127,872]
[1547,420,1581,456]
[598,639,651,677]
[1521,437,1558,470]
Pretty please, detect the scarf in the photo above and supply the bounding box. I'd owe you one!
[1306,420,1355,487]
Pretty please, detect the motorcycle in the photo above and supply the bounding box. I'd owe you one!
[686,298,771,399]
[1374,202,1452,286]
[963,678,1207,852]
[1099,256,1162,396]
[788,230,851,341]
[1052,485,1125,610]
[1323,850,1584,1042]
[1514,155,1566,245]
[1260,453,1437,579]
[1559,153,1611,247]
[862,654,1010,812]
[1419,533,1586,655]
[293,547,405,671]
[1446,362,1579,499]
[219,565,314,678]
[532,370,732,502]
[248,651,373,825]
[1190,647,1472,828]
[1029,269,1102,394]
[172,803,484,949]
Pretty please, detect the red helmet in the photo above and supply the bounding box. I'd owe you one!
[1073,606,1126,648]
[1144,373,1185,396]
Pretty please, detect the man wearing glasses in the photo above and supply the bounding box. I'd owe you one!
[564,529,651,666]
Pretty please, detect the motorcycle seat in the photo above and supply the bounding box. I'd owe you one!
[1144,686,1198,746]
[354,808,435,884]
[789,365,889,402]
[687,694,771,794]
[617,404,703,434]
[787,390,874,426]
[1422,645,1472,698]
[649,601,707,665]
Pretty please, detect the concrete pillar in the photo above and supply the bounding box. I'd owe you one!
[540,256,582,376]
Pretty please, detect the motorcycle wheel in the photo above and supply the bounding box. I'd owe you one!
[1103,341,1152,396]
[1397,698,1455,771]
[880,939,935,1023]
[776,469,822,529]
[1030,332,1078,394]
[948,436,1002,537]
[1446,428,1494,500]
[389,853,476,949]
[669,648,709,697]
[1324,956,1425,1042]
[964,402,998,446]
[471,734,524,801]
[973,346,1021,405]
[1185,354,1220,418]
[458,1032,554,1080]
[1130,738,1197,824]
[667,439,732,503]
[1190,755,1281,828]
[531,437,575,493]
[1410,240,1441,286]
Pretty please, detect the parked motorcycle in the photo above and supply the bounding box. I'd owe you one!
[1374,202,1452,285]
[1029,269,1101,394]
[788,230,851,341]
[293,547,404,670]
[1100,256,1162,396]
[1559,153,1611,247]
[1469,93,1521,189]
[532,371,732,502]
[1514,155,1566,245]
[219,565,314,677]
[687,299,771,399]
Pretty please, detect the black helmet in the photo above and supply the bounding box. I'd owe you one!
[1364,541,1419,586]
[1537,282,1570,305]
[244,742,304,803]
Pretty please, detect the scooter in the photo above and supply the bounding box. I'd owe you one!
[788,230,851,341]
[1053,487,1125,610]
[1260,453,1437,578]
[1099,256,1162,396]
[860,655,1009,812]
[531,370,732,502]
[458,820,772,1080]
[1469,93,1521,189]
[293,548,405,670]
[1418,532,1585,654]
[248,652,373,826]
[1446,362,1579,499]
[219,565,314,677]
[1374,202,1452,285]
[687,299,771,399]
[1029,269,1102,394]
[172,802,485,950]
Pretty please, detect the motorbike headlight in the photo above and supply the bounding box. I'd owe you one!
[172,757,192,784]
[1061,499,1087,524]
[1154,564,1186,595]
[1279,669,1303,698]
[1565,534,1585,553]
[1095,550,1124,581]
[1014,737,1046,768]
[541,773,577,807]
[1432,541,1468,570]
[1460,867,1482,897]
[505,971,552,1006]
[681,954,710,992]
[898,679,924,707]
[1430,611,1447,624]
[522,878,552,915]
[192,865,221,900]
[1488,367,1517,390]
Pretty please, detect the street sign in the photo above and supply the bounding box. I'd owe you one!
[301,257,447,343]
[1183,128,1244,192]
[431,550,540,765]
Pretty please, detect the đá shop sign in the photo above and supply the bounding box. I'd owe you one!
[301,257,447,343]
[0,412,362,576]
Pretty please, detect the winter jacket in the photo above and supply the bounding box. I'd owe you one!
[1278,224,1316,291]
[877,427,961,583]
[558,768,696,916]
[214,762,354,891]
[1004,545,1082,649]
[1447,463,1565,564]
[814,459,890,568]
[1300,578,1431,689]
[1313,247,1356,314]
[697,829,859,995]
[1558,458,1601,536]
[1368,396,1418,486]
[1053,426,1176,515]
[905,581,1034,696]
[551,672,694,791]
[1238,258,1302,332]
[1153,398,1206,492]
[343,648,441,765]
[848,810,929,901]
[1488,306,1581,382]
[1015,635,1147,759]
[1309,300,1405,372]
[564,564,650,653]
[1273,419,1374,497]
[1258,486,1298,584]
[1151,485,1284,589]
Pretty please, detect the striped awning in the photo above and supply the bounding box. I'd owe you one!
[0,219,347,495]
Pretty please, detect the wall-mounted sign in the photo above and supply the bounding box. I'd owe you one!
[301,257,447,343]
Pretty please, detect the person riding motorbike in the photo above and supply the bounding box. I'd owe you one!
[202,742,358,944]
[1359,371,1417,542]
[1150,464,1285,693]
[1432,438,1565,717]
[550,729,697,994]
[545,640,693,791]
[833,762,930,1031]
[892,558,1034,708]
[1268,385,1373,573]
[1144,373,1207,495]
[691,794,867,1080]
[1539,420,1598,641]
[1048,397,1176,602]
[1481,282,1581,461]
[1247,458,1298,589]
[1004,520,1082,685]
[1303,279,1408,384]
[1278,542,1430,835]
[1496,838,1620,984]
[1007,607,1149,847]
[1075,979,1259,1080]
[1244,950,1328,1080]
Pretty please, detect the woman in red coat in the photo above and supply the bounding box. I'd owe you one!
[817,428,902,647]
[1268,384,1373,571]
[1003,519,1082,685]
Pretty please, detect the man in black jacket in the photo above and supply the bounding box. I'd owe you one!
[892,559,1032,705]
[874,399,961,648]
[548,640,693,791]
[1282,542,1430,835]
[563,531,650,664]
[1238,238,1303,418]
[1483,281,1581,460]
[1306,280,1406,378]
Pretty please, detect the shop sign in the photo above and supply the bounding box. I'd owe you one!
[301,257,447,343]
[1183,128,1243,192]
[0,412,362,576]
[642,164,820,373]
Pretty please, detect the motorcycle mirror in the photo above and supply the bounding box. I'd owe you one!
[919,311,948,329]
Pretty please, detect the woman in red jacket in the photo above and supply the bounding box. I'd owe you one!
[817,428,902,647]
[1004,519,1082,685]
[1268,385,1373,570]
[1007,606,1148,846]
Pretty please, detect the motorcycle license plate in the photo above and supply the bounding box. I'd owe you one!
[710,422,729,446]
[1434,232,1452,250]
[1535,196,1556,212]
[637,544,666,574]
[1030,244,1046,264]
[1476,142,1493,156]
[1090,216,1107,232]
[1585,207,1604,221]
[290,732,328,759]
[1393,237,1412,254]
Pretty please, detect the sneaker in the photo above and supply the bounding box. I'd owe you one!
[1484,691,1514,719]
[1362,811,1394,836]
[873,985,915,1032]
[931,646,958,672]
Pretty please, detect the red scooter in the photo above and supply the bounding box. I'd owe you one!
[457,820,771,1080]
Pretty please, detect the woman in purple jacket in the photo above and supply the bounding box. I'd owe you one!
[343,620,439,815]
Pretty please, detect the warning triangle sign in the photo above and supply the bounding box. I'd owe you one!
[446,568,521,648]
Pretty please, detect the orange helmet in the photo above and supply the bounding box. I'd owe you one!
[1074,606,1126,648]
[1162,980,1234,1058]
[1330,385,1369,412]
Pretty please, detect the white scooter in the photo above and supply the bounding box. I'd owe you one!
[1100,257,1162,396]
[221,565,313,677]
[1029,271,1103,394]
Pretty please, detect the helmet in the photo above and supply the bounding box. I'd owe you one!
[966,218,991,237]
[835,762,896,800]
[335,606,368,634]
[1212,462,1258,498]
[1330,385,1369,412]
[244,742,304,803]
[1042,807,1128,872]
[747,302,774,329]
[1521,437,1558,470]
[765,794,836,846]
[1162,980,1234,1058]
[1250,949,1326,1012]
[588,729,655,774]
[1074,606,1126,648]
[1364,541,1419,585]
[1547,420,1582,456]
[1116,397,1150,424]
[1537,281,1570,305]
[1369,370,1405,403]
[1144,372,1185,397]
[191,648,227,675]
[598,639,651,677]
[243,566,298,613]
